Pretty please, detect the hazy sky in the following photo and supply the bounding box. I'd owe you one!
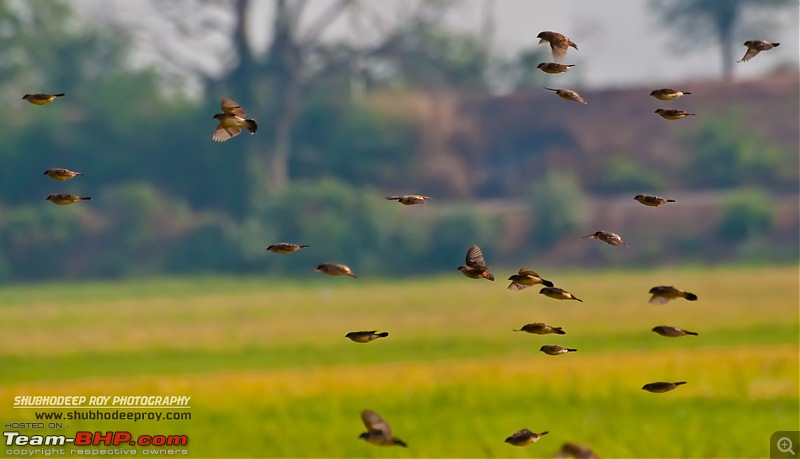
[80,0,799,90]
[443,0,799,88]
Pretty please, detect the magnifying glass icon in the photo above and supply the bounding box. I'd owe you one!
[778,437,796,455]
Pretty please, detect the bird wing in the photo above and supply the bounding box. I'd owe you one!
[518,267,541,277]
[361,410,392,438]
[507,282,529,291]
[549,34,568,60]
[465,245,487,268]
[648,295,671,305]
[213,126,241,142]
[738,46,759,62]
[569,91,586,104]
[511,428,534,440]
[607,234,624,246]
[221,97,246,117]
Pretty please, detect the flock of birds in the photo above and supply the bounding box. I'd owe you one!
[26,26,781,459]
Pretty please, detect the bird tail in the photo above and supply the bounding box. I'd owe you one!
[544,87,558,92]
[772,43,780,47]
[566,348,577,352]
[683,92,691,95]
[246,119,258,134]
[542,279,555,288]
[76,172,84,176]
[299,245,310,248]
[674,381,687,386]
[683,292,698,301]
[686,113,697,116]
[540,431,550,436]
[392,438,407,448]
[377,332,389,338]
[54,93,65,97]
[385,196,401,201]
[348,273,357,279]
[573,296,583,303]
[685,331,698,336]
[80,197,92,201]
[666,199,676,202]
[512,329,523,332]
[553,327,566,335]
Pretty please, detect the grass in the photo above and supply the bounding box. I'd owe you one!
[0,266,797,457]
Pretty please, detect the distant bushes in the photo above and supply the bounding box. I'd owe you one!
[599,156,666,192]
[684,111,796,190]
[242,178,501,276]
[716,188,776,243]
[0,177,795,283]
[527,170,588,249]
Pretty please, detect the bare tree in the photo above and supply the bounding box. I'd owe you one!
[93,0,479,210]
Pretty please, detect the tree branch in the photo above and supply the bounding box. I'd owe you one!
[298,0,350,44]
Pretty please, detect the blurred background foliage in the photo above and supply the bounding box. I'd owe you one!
[0,0,796,283]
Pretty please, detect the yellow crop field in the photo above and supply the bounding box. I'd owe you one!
[0,266,797,457]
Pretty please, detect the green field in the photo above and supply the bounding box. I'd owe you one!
[0,266,798,458]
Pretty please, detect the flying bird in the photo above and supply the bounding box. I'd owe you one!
[212,97,258,142]
[648,286,697,305]
[385,195,431,205]
[266,243,309,254]
[358,410,407,447]
[505,428,549,446]
[346,331,389,343]
[540,345,577,356]
[45,194,91,205]
[554,442,600,459]
[651,326,698,338]
[642,381,686,393]
[537,31,578,61]
[513,323,566,335]
[315,263,357,278]
[507,268,554,291]
[654,108,695,120]
[582,231,627,247]
[634,194,675,207]
[43,168,83,181]
[22,93,65,105]
[539,287,582,302]
[738,40,780,63]
[649,88,690,100]
[545,87,586,104]
[537,62,575,74]
[457,245,495,281]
